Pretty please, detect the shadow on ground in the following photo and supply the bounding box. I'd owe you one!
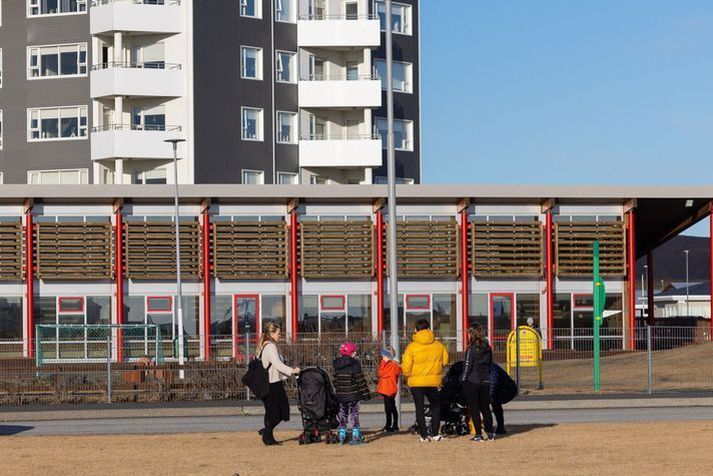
[0,425,34,436]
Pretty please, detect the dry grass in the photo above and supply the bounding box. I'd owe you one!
[2,421,713,475]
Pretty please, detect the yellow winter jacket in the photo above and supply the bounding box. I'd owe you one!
[401,330,449,388]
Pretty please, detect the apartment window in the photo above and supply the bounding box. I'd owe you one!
[28,169,88,184]
[276,51,296,83]
[240,46,262,80]
[276,111,297,144]
[242,170,265,184]
[374,59,412,93]
[29,0,87,16]
[133,169,167,185]
[275,0,294,22]
[375,117,413,151]
[132,106,166,131]
[241,107,263,141]
[28,106,88,141]
[240,0,260,18]
[29,44,87,78]
[277,172,298,185]
[375,1,412,35]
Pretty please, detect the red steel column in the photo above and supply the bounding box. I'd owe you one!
[646,251,655,327]
[290,209,299,342]
[545,210,554,350]
[25,208,34,358]
[115,206,124,362]
[376,209,385,336]
[709,204,713,340]
[202,208,211,360]
[460,209,470,351]
[627,210,636,350]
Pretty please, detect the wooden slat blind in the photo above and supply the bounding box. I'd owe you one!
[0,221,23,281]
[300,219,373,278]
[472,221,543,277]
[388,220,459,278]
[555,221,626,276]
[125,221,201,279]
[212,220,288,279]
[35,222,113,280]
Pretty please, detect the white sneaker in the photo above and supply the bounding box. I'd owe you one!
[430,435,444,442]
[418,437,429,443]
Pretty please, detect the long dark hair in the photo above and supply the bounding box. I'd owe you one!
[467,323,488,348]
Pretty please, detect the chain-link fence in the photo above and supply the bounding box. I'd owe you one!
[0,326,711,405]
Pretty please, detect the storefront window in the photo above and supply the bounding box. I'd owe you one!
[299,295,319,334]
[347,295,371,335]
[0,298,22,340]
[468,294,488,330]
[262,295,285,329]
[516,294,540,329]
[553,293,571,333]
[433,294,456,339]
[210,296,232,337]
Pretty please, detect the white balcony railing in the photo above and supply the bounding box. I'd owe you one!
[90,62,183,98]
[90,124,183,161]
[299,133,382,168]
[299,74,381,108]
[90,0,182,35]
[297,14,380,48]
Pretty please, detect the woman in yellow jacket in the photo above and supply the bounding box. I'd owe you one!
[402,319,449,442]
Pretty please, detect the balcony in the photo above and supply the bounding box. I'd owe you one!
[299,134,382,168]
[90,0,182,35]
[297,14,380,48]
[91,124,183,161]
[299,74,381,108]
[90,63,183,98]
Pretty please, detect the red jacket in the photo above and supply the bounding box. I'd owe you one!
[376,360,401,398]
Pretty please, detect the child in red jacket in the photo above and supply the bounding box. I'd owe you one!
[377,347,401,432]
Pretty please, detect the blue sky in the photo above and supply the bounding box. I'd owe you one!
[420,1,713,188]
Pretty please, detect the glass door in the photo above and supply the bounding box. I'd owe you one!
[490,293,515,341]
[233,294,260,360]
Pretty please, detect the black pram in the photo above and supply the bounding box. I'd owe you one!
[296,367,340,445]
[410,361,470,436]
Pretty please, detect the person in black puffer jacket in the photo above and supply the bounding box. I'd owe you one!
[490,362,518,435]
[332,342,371,445]
[460,323,494,442]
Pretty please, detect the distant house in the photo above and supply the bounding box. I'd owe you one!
[653,282,710,319]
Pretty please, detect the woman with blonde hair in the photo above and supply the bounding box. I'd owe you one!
[257,322,300,445]
[460,323,494,442]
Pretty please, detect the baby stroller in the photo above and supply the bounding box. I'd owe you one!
[297,367,340,445]
[409,361,470,436]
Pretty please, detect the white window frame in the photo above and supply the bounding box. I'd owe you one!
[133,168,167,185]
[374,58,412,93]
[27,106,88,142]
[27,168,89,185]
[28,0,87,17]
[239,0,261,19]
[277,172,299,185]
[276,111,297,144]
[241,107,263,141]
[240,46,263,80]
[276,50,296,83]
[374,0,412,35]
[375,117,413,151]
[275,0,295,22]
[28,43,88,80]
[241,169,265,185]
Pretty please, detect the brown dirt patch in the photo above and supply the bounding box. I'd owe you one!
[2,421,712,475]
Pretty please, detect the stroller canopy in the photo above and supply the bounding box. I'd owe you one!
[298,367,336,421]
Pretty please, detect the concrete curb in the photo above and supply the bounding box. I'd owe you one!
[2,397,712,423]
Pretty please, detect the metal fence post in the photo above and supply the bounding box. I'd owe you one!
[646,325,652,395]
[246,328,251,401]
[515,327,521,390]
[107,333,112,404]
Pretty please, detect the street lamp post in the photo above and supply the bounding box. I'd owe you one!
[165,138,186,379]
[683,249,690,317]
[642,264,647,321]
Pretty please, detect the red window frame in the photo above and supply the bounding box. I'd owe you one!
[320,295,346,311]
[58,296,85,314]
[405,294,431,311]
[572,293,594,310]
[147,296,173,313]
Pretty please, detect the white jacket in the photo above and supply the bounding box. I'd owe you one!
[260,342,294,383]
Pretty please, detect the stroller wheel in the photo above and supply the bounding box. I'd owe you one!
[298,433,306,445]
[312,429,322,443]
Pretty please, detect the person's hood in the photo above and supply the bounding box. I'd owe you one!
[412,329,435,345]
[333,355,357,372]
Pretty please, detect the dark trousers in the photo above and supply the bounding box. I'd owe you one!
[491,401,505,431]
[383,395,398,429]
[262,382,289,445]
[411,387,441,438]
[463,382,493,436]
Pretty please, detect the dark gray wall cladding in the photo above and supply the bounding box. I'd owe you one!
[193,0,275,184]
[273,20,299,175]
[371,0,421,183]
[0,4,92,184]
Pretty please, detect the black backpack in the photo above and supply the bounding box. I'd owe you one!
[242,348,272,400]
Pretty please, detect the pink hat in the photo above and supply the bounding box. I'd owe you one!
[339,341,358,356]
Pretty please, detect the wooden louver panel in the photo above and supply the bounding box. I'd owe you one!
[0,221,23,281]
[472,221,543,277]
[212,220,287,279]
[125,221,201,279]
[35,222,113,280]
[300,220,373,278]
[390,220,459,278]
[555,221,626,276]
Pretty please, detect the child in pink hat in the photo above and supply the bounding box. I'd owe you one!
[333,341,371,445]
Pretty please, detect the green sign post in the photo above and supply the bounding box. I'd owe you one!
[593,240,606,392]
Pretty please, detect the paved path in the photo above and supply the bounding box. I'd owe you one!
[2,406,712,437]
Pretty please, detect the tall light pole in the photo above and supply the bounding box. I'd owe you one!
[165,138,186,378]
[642,264,647,320]
[684,249,690,317]
[385,0,400,423]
